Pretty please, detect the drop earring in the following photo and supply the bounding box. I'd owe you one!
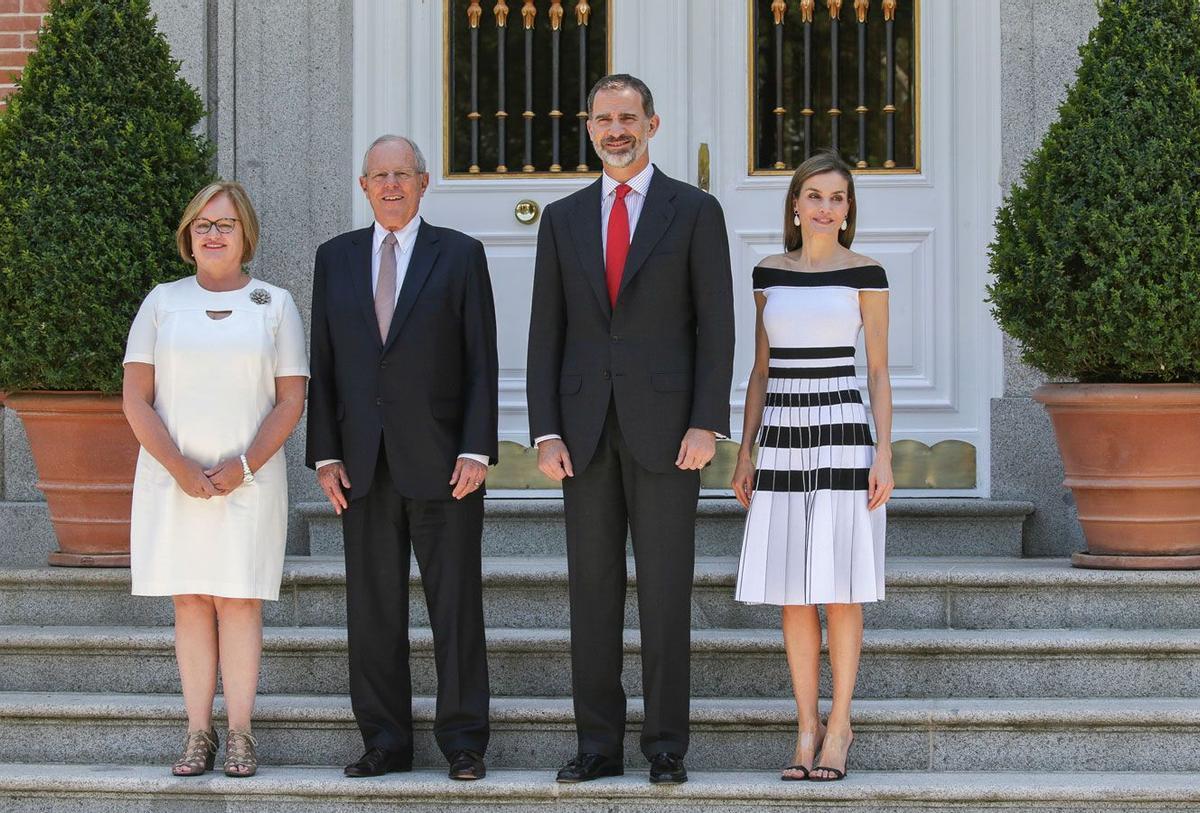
[841,219,848,231]
[793,212,801,227]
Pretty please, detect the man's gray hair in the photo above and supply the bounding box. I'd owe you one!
[360,135,427,176]
[586,73,655,118]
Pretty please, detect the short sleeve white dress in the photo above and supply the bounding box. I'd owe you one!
[124,276,310,600]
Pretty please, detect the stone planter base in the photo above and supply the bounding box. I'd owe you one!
[47,551,131,567]
[1072,551,1200,570]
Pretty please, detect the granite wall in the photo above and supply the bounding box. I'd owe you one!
[993,0,1098,556]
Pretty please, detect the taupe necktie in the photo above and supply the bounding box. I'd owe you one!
[375,231,398,341]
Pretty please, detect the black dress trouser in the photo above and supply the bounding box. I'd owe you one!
[562,402,700,760]
[341,447,490,759]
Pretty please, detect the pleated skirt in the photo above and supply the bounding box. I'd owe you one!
[734,349,886,606]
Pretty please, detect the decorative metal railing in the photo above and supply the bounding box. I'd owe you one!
[753,0,917,172]
[448,0,610,176]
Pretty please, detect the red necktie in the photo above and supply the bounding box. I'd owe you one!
[605,183,632,307]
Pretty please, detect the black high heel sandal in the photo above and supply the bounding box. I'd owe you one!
[780,764,810,781]
[781,728,824,781]
[809,735,854,782]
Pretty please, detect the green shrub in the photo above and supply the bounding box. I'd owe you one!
[987,0,1200,383]
[0,0,213,394]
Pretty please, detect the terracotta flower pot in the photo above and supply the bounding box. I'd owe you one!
[1034,383,1200,569]
[5,392,139,567]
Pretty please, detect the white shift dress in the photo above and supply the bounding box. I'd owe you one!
[735,265,888,606]
[124,276,310,600]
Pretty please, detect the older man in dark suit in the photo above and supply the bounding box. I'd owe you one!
[527,74,735,785]
[307,135,497,781]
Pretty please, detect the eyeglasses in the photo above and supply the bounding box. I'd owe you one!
[191,217,239,235]
[367,168,422,184]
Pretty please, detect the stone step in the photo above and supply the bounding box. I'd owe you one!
[300,498,1033,558]
[2,692,1198,773]
[2,625,1198,698]
[2,764,1199,813]
[3,557,1198,630]
[0,497,1032,568]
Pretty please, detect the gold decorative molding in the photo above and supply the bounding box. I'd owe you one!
[486,438,977,490]
[771,0,787,25]
[890,440,977,489]
[494,0,509,27]
[549,0,564,30]
[854,0,869,23]
[575,0,591,25]
[522,0,536,29]
[799,0,815,22]
[467,0,482,28]
[827,0,842,19]
[489,442,557,489]
[882,0,897,21]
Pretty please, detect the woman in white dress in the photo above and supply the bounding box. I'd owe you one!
[731,152,893,782]
[122,181,309,777]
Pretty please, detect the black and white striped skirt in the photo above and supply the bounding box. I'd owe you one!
[734,347,886,605]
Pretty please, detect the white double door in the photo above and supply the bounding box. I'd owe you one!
[353,0,1001,495]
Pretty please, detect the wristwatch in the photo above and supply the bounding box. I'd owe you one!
[239,454,254,484]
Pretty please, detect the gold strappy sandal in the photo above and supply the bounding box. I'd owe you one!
[224,729,259,777]
[172,728,218,776]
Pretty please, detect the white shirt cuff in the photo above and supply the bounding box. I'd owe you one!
[315,459,341,470]
[458,453,490,466]
[533,434,562,446]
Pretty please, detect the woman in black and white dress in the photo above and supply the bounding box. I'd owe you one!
[732,151,893,782]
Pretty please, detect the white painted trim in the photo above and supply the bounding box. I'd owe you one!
[351,0,412,228]
[952,0,1004,496]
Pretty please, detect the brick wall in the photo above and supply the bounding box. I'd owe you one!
[0,0,49,110]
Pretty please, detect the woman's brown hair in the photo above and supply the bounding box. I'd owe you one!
[783,150,857,252]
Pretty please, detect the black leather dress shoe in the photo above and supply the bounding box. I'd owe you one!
[448,749,486,780]
[648,752,687,784]
[343,747,413,777]
[555,753,624,783]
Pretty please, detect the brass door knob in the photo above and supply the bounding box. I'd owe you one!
[514,199,540,224]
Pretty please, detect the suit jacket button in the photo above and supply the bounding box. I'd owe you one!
[611,335,621,342]
[375,397,383,406]
[602,370,610,380]
[379,360,388,368]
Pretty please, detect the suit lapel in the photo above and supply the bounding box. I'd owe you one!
[618,167,677,302]
[383,219,439,352]
[566,178,611,319]
[346,226,379,347]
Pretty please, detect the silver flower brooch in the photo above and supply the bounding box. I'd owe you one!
[249,288,271,305]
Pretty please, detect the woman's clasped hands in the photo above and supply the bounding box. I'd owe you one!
[171,457,246,498]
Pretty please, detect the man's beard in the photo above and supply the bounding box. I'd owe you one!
[594,135,646,168]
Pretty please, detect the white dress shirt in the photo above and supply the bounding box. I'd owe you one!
[535,164,655,448]
[316,216,490,471]
[600,162,654,259]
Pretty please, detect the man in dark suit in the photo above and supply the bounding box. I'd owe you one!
[526,75,735,785]
[307,134,497,781]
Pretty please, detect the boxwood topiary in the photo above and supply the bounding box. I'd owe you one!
[987,0,1200,383]
[0,0,213,394]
